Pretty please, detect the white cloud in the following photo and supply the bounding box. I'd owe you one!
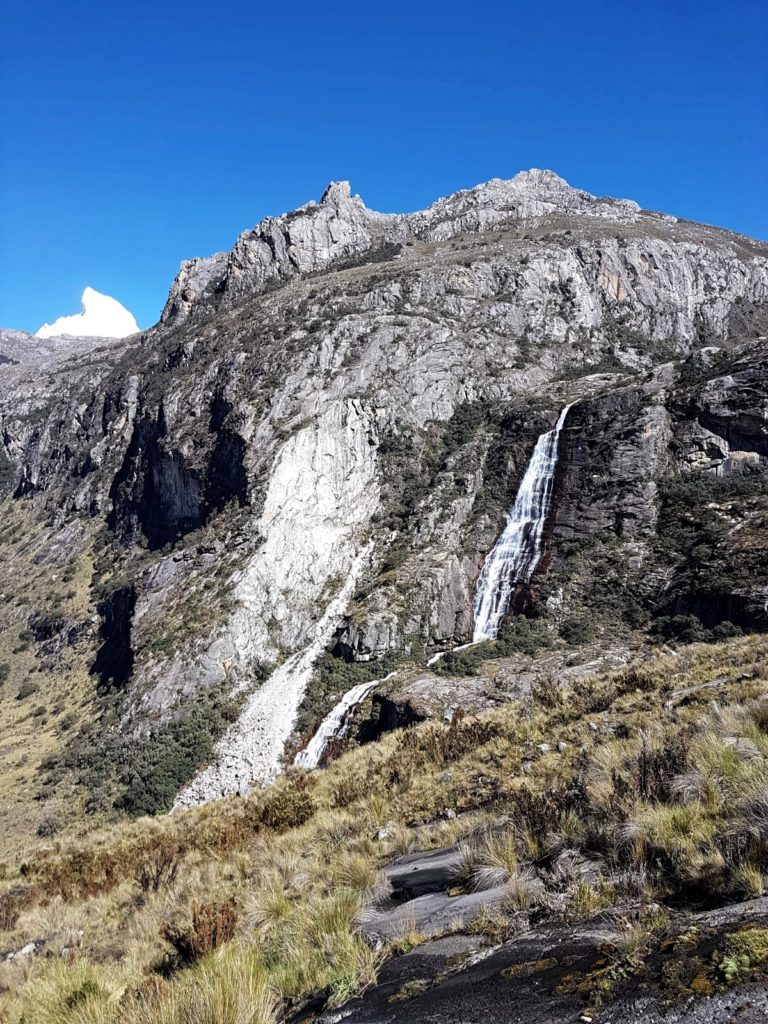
[36,287,140,339]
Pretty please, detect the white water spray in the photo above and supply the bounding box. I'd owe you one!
[294,671,399,769]
[472,404,572,642]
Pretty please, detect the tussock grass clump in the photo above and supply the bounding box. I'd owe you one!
[332,852,386,899]
[262,888,378,1007]
[454,825,519,892]
[127,950,277,1024]
[503,868,540,911]
[730,862,765,899]
[161,898,238,967]
[11,961,132,1024]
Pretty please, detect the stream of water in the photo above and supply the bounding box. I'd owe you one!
[471,402,573,641]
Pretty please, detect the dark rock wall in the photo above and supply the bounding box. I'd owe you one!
[92,584,137,691]
[107,415,204,550]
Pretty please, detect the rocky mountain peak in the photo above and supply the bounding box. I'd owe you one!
[320,179,354,204]
[160,170,650,326]
[517,167,567,185]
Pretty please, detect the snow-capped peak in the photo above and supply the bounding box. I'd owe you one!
[36,287,140,339]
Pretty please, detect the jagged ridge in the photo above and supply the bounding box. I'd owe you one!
[161,169,645,322]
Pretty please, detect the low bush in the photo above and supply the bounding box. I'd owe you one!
[15,679,39,700]
[36,815,59,838]
[559,612,595,645]
[162,898,239,967]
[261,785,315,831]
[651,614,710,644]
[136,839,182,893]
[0,885,33,930]
[12,962,123,1024]
[651,614,744,646]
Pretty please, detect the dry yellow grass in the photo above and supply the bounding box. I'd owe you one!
[0,500,101,859]
[1,633,767,1021]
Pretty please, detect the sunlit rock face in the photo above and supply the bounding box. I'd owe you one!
[2,170,768,807]
[36,286,139,339]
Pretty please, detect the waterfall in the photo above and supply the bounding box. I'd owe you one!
[471,403,572,642]
[293,403,572,771]
[294,671,399,769]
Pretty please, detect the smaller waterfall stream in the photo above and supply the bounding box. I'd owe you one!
[294,671,399,769]
[295,404,573,770]
[175,545,375,806]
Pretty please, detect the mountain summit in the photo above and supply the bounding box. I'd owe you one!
[35,286,139,339]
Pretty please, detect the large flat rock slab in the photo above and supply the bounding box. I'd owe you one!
[319,913,768,1024]
[360,884,510,941]
[383,845,463,900]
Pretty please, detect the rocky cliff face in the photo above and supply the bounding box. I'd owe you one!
[1,170,767,819]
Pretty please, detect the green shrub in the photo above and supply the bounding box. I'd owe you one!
[651,614,708,644]
[559,613,595,645]
[65,978,103,1008]
[712,621,743,641]
[542,533,647,634]
[496,616,553,656]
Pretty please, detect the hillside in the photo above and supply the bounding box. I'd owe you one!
[1,170,768,1020]
[3,637,768,1022]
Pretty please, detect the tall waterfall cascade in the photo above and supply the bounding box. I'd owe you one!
[472,403,573,642]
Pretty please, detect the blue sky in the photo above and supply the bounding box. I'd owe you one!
[1,0,766,333]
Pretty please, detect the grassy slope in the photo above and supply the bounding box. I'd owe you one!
[0,502,100,858]
[3,634,768,1021]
